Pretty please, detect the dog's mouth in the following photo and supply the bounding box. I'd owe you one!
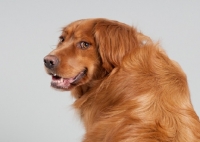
[50,68,87,90]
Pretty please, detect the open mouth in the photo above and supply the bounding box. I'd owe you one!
[50,68,87,90]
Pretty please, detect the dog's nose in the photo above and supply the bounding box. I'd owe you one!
[44,55,59,69]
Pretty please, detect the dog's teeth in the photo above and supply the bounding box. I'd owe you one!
[53,74,57,76]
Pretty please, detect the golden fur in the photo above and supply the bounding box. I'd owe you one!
[44,18,200,142]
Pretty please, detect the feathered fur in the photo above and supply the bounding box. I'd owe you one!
[45,18,200,142]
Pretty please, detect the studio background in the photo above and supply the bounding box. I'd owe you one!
[0,1,200,142]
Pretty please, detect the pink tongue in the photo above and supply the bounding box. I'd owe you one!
[51,76,75,88]
[63,78,74,83]
[59,78,75,88]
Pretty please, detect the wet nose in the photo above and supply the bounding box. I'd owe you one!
[43,55,59,69]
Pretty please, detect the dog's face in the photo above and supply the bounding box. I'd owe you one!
[44,19,103,90]
[44,18,140,91]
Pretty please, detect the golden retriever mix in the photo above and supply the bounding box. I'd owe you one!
[44,18,200,141]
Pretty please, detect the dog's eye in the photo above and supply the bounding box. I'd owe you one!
[59,36,65,43]
[79,41,90,50]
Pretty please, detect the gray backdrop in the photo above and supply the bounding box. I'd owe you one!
[1,1,200,142]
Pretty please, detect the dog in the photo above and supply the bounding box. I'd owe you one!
[44,18,200,142]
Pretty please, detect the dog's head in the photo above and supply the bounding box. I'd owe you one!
[44,18,144,91]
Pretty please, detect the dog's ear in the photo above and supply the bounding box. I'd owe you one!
[94,19,138,73]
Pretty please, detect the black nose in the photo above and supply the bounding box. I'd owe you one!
[44,55,59,69]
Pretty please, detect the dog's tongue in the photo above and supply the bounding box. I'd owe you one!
[51,76,74,89]
[50,69,86,89]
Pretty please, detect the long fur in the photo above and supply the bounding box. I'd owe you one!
[45,18,200,142]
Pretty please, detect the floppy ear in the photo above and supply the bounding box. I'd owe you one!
[94,19,139,73]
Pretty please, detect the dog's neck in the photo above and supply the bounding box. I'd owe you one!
[71,79,104,130]
[71,67,118,104]
[71,84,90,99]
[71,68,121,131]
